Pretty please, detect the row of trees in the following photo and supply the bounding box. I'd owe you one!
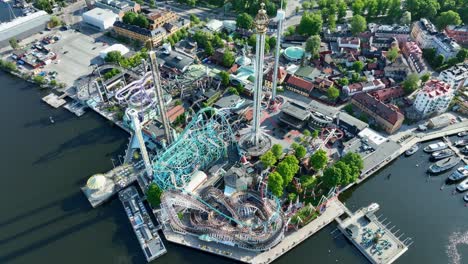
[122,12,150,29]
[322,152,364,189]
[405,0,467,24]
[104,49,149,69]
[166,28,189,47]
[192,30,225,56]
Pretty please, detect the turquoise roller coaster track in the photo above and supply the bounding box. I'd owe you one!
[152,107,239,190]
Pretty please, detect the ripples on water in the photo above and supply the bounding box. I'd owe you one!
[447,231,468,264]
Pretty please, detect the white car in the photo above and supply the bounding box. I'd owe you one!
[456,178,468,192]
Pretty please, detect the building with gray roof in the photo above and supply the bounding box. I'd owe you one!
[0,11,50,48]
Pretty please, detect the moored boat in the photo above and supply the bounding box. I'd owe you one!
[428,157,461,173]
[461,146,468,154]
[405,144,419,156]
[454,139,468,147]
[447,165,468,183]
[456,178,468,192]
[423,142,447,153]
[431,149,454,160]
[458,131,468,137]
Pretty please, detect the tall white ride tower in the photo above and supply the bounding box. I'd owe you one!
[127,109,153,177]
[271,4,285,100]
[239,3,272,156]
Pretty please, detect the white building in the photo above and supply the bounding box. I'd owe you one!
[411,18,461,59]
[438,62,468,89]
[337,37,360,50]
[414,79,454,117]
[99,44,129,59]
[82,8,119,30]
[205,19,223,32]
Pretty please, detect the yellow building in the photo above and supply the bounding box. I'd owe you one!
[147,10,177,29]
[113,21,166,47]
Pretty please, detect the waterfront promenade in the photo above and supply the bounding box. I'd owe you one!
[159,199,345,264]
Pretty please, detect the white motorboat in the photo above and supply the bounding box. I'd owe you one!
[405,144,419,156]
[431,149,454,160]
[447,166,468,183]
[458,131,468,137]
[456,178,468,192]
[428,157,461,173]
[423,142,447,153]
[454,139,468,147]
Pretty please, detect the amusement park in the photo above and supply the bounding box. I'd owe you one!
[74,3,413,264]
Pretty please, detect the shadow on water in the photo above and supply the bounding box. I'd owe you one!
[23,112,76,128]
[33,125,124,165]
[0,193,89,245]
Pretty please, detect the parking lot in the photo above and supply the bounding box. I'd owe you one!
[44,29,108,88]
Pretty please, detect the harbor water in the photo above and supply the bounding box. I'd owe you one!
[0,72,467,264]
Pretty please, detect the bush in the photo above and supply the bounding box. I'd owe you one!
[146,183,163,207]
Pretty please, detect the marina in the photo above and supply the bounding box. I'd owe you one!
[336,203,410,264]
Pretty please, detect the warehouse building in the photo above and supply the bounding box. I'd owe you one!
[0,11,51,48]
[82,8,119,30]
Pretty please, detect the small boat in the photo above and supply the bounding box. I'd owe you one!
[447,165,468,183]
[49,116,55,124]
[461,146,468,154]
[428,157,461,173]
[454,139,468,147]
[405,144,419,156]
[458,131,468,137]
[464,194,468,202]
[423,142,447,153]
[456,178,468,192]
[431,149,454,160]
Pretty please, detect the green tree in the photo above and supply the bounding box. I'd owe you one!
[277,155,299,185]
[260,150,277,168]
[123,12,137,24]
[341,152,364,183]
[268,37,276,50]
[322,166,342,189]
[148,0,155,7]
[213,35,224,48]
[33,75,46,85]
[49,16,61,28]
[294,145,307,159]
[352,61,365,72]
[366,0,379,18]
[456,49,468,63]
[435,10,462,30]
[219,71,230,86]
[297,12,323,36]
[403,73,420,94]
[337,0,347,21]
[327,86,340,101]
[0,59,17,72]
[190,14,201,24]
[34,0,52,13]
[146,183,163,207]
[420,72,431,83]
[303,129,311,138]
[334,161,353,185]
[312,129,319,139]
[343,104,354,114]
[302,1,311,10]
[236,13,254,29]
[400,11,412,25]
[387,0,402,20]
[350,15,367,36]
[386,47,399,62]
[271,144,283,159]
[105,51,123,63]
[406,0,440,20]
[300,174,317,190]
[222,51,235,67]
[268,172,284,197]
[328,14,336,32]
[337,77,349,86]
[205,42,214,56]
[305,35,321,57]
[309,149,328,171]
[434,54,445,67]
[352,0,365,15]
[9,37,19,49]
[134,14,149,28]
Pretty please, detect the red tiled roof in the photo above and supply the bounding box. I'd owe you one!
[422,79,452,98]
[352,93,404,125]
[265,67,287,82]
[370,86,404,102]
[166,105,185,123]
[286,75,314,91]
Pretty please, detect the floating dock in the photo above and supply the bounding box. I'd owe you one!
[336,203,410,264]
[42,93,67,108]
[63,101,87,117]
[119,186,167,262]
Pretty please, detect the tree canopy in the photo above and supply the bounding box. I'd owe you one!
[219,71,230,86]
[352,61,365,72]
[277,155,300,185]
[403,73,420,94]
[322,166,342,189]
[327,86,340,101]
[350,15,367,36]
[309,149,328,171]
[260,150,277,168]
[146,183,163,207]
[268,172,284,197]
[105,51,124,63]
[222,51,235,67]
[236,13,254,29]
[123,12,149,28]
[405,0,440,20]
[386,47,399,62]
[271,144,283,159]
[435,10,461,30]
[297,12,323,37]
[305,35,321,58]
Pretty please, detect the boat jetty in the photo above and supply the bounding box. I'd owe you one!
[119,186,167,262]
[336,203,410,264]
